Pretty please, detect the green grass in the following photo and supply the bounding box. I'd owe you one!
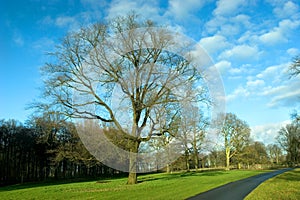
[0,170,266,200]
[245,168,300,200]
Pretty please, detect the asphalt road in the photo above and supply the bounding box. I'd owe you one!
[187,168,292,200]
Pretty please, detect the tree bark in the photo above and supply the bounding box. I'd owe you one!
[127,140,140,185]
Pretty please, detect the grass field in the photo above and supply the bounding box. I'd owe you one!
[245,168,300,200]
[0,170,266,200]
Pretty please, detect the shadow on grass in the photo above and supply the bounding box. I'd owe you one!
[138,170,228,183]
[0,176,121,192]
[0,170,229,190]
[277,168,300,182]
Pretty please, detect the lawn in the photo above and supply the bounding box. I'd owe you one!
[245,168,300,200]
[0,170,266,200]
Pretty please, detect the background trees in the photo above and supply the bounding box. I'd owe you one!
[277,121,300,166]
[179,105,207,171]
[267,144,283,165]
[0,116,121,186]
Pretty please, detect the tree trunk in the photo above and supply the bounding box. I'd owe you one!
[193,141,199,171]
[127,140,140,185]
[127,171,137,184]
[166,163,170,173]
[194,155,199,171]
[185,150,190,172]
[225,147,230,170]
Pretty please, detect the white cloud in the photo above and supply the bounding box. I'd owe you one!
[259,30,285,44]
[237,31,259,44]
[204,14,251,36]
[204,16,225,34]
[251,120,290,145]
[166,0,207,20]
[199,35,229,54]
[256,64,289,84]
[226,61,300,108]
[259,19,300,45]
[55,16,77,27]
[213,0,245,16]
[215,60,231,74]
[219,24,241,36]
[262,85,286,96]
[251,63,300,108]
[246,79,265,88]
[264,81,300,108]
[233,14,251,26]
[106,0,162,21]
[273,1,299,19]
[287,48,299,56]
[226,86,250,102]
[229,64,254,75]
[219,45,260,61]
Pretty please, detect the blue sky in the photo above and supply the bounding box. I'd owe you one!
[1,0,300,144]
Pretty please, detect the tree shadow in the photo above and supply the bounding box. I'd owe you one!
[0,177,118,191]
[277,168,300,182]
[137,170,227,183]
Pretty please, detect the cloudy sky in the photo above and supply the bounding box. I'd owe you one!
[1,0,300,144]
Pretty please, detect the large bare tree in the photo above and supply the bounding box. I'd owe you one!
[41,15,209,184]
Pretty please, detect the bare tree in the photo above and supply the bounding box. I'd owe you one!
[214,113,251,170]
[289,55,300,77]
[179,104,207,171]
[266,144,283,164]
[40,15,207,184]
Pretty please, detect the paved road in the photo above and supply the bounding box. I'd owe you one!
[187,168,292,200]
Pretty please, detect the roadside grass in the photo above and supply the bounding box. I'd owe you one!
[0,170,267,200]
[245,168,300,200]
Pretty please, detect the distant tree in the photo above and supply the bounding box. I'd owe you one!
[277,122,300,166]
[214,113,251,170]
[251,141,269,164]
[266,144,283,164]
[289,55,300,77]
[208,148,225,168]
[179,105,207,171]
[40,14,207,184]
[239,141,269,168]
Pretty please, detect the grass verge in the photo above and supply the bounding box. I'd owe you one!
[0,170,266,200]
[245,168,300,200]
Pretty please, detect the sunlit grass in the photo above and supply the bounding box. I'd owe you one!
[0,170,267,200]
[245,168,300,200]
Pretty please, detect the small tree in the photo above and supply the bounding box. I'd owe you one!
[214,113,250,170]
[40,14,207,184]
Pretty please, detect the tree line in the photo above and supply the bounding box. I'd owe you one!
[1,111,293,186]
[0,114,123,186]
